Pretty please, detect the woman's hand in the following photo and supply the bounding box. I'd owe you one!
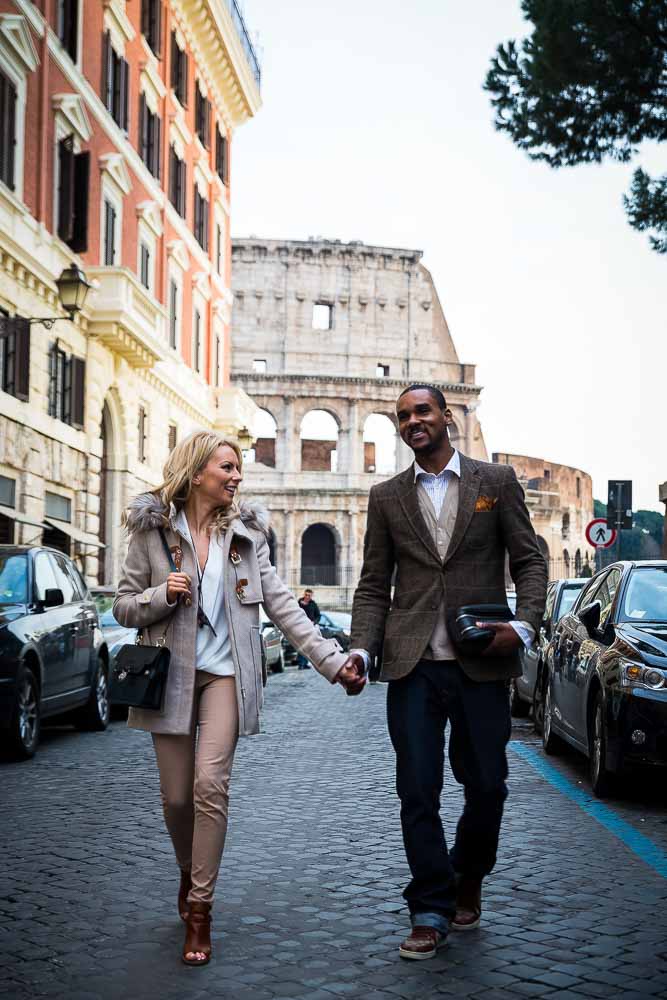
[166,572,192,604]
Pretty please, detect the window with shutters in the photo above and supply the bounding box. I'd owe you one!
[56,0,79,62]
[139,94,161,178]
[171,33,188,106]
[0,70,17,191]
[138,406,148,463]
[195,83,210,149]
[139,243,151,289]
[47,344,85,428]
[168,279,179,349]
[193,309,202,373]
[168,424,177,452]
[194,188,209,250]
[169,146,186,217]
[0,316,30,402]
[103,198,117,266]
[56,137,90,253]
[102,31,129,131]
[215,127,229,185]
[141,0,161,56]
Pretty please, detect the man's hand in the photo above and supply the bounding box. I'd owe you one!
[335,653,367,696]
[477,621,523,658]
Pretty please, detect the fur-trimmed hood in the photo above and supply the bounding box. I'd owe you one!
[124,492,270,538]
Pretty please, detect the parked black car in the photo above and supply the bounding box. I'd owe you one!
[538,561,667,797]
[282,610,351,664]
[0,546,110,760]
[510,578,586,721]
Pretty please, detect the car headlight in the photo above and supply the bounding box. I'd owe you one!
[621,661,667,690]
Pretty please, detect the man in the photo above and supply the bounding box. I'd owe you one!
[342,384,547,960]
[296,589,320,668]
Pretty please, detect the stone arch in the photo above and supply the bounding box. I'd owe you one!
[98,389,126,585]
[563,548,571,577]
[245,407,278,468]
[363,413,398,474]
[300,410,340,472]
[575,548,582,575]
[301,522,340,585]
[561,511,571,540]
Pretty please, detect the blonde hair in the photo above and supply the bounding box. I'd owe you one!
[133,430,243,534]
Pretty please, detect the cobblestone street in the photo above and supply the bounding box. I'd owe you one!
[2,670,667,1000]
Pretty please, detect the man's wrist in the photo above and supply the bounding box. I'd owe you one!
[349,649,370,674]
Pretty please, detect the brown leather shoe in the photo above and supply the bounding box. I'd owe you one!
[182,901,212,966]
[178,869,192,922]
[398,925,446,960]
[451,877,482,931]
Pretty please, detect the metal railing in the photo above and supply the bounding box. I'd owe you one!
[227,0,261,88]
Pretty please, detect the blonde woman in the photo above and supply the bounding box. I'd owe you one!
[114,431,362,967]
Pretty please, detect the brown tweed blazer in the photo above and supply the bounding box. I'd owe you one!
[350,453,548,683]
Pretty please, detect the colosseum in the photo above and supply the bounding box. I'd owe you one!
[230,236,487,606]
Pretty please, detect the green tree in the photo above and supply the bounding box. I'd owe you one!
[594,500,664,558]
[485,1,667,254]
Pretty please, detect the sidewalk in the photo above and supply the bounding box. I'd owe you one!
[1,671,667,999]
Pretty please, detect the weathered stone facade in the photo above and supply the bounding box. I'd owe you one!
[493,452,595,578]
[231,237,487,606]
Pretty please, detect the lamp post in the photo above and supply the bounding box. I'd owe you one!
[27,265,92,328]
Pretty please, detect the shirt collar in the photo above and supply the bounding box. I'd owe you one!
[414,449,461,482]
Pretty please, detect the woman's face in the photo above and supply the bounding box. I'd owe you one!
[195,445,243,509]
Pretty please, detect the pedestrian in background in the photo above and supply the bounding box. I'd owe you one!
[114,431,360,967]
[342,384,547,960]
[296,588,320,668]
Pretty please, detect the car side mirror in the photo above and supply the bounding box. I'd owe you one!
[43,588,64,608]
[578,600,601,634]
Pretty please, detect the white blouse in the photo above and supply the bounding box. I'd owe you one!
[177,512,235,677]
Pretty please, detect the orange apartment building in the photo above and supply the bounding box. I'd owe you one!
[0,0,262,583]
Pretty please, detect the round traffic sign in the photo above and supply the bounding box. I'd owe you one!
[585,518,617,549]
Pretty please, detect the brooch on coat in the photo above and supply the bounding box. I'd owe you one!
[475,495,498,512]
[230,546,242,565]
[236,578,248,601]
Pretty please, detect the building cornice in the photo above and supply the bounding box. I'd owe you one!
[231,372,482,396]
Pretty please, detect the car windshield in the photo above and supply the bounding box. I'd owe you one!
[621,568,667,624]
[556,583,585,620]
[324,611,351,630]
[0,553,28,604]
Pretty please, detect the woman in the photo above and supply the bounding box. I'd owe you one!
[114,431,361,967]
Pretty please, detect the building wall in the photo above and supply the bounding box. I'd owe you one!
[231,237,488,606]
[493,452,595,577]
[0,0,262,582]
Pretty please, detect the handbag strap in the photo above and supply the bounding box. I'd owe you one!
[136,527,179,649]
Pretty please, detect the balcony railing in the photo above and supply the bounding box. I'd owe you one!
[227,0,261,88]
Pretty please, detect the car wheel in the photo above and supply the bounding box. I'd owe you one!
[589,692,616,799]
[3,662,41,760]
[271,649,285,674]
[76,657,110,731]
[542,677,564,755]
[509,679,530,718]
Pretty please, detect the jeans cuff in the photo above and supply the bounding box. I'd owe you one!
[411,911,449,935]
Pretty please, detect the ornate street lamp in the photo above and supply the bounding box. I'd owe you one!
[27,265,92,329]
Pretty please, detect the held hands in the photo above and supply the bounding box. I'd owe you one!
[335,653,367,696]
[477,621,522,657]
[166,572,192,604]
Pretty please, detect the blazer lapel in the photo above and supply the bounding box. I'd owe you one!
[444,454,481,565]
[395,467,442,564]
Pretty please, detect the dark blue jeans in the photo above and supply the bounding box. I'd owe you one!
[386,659,511,924]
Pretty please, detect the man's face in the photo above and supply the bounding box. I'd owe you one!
[396,389,451,454]
[303,591,312,603]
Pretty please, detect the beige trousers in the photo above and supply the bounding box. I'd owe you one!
[152,671,239,904]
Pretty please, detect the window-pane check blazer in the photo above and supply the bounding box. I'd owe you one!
[350,453,548,683]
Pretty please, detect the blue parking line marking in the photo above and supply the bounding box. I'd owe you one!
[509,741,667,880]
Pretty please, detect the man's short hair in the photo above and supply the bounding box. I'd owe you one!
[304,588,314,594]
[397,383,447,411]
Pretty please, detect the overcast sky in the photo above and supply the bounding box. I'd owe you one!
[232,0,664,512]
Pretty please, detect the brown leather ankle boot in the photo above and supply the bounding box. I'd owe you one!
[178,869,192,922]
[182,901,212,966]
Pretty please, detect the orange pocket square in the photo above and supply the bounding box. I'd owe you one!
[475,495,498,512]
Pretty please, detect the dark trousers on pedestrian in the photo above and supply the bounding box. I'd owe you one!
[386,659,511,926]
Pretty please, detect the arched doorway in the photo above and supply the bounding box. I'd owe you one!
[98,396,124,585]
[300,411,339,472]
[301,524,338,585]
[244,408,277,468]
[363,413,397,474]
